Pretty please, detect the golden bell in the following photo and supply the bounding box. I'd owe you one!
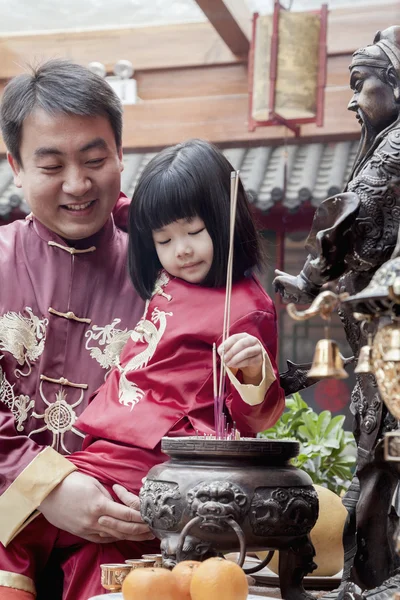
[354,344,373,374]
[308,339,348,379]
[383,327,400,362]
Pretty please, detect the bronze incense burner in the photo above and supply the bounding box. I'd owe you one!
[140,436,319,600]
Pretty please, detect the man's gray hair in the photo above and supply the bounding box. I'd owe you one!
[0,58,123,164]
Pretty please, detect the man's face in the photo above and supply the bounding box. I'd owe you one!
[348,64,399,134]
[8,109,124,240]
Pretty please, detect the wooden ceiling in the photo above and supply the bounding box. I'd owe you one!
[0,0,398,153]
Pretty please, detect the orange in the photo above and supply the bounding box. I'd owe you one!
[172,560,202,600]
[121,566,180,600]
[190,556,248,600]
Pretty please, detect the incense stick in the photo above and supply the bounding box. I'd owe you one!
[212,343,218,399]
[212,343,220,438]
[211,170,240,440]
[226,172,239,340]
[218,170,240,400]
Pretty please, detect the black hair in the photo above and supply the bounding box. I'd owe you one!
[128,139,263,300]
[0,59,123,164]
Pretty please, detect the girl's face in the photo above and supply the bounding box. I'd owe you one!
[152,216,214,284]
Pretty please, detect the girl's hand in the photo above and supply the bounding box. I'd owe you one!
[219,333,264,385]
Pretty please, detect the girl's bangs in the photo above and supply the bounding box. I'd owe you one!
[136,171,203,233]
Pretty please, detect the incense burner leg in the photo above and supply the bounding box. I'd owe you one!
[278,535,317,600]
[159,533,215,569]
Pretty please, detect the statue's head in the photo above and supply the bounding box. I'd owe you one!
[348,26,400,135]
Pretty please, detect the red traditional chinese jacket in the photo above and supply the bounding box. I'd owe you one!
[0,198,144,544]
[68,271,285,494]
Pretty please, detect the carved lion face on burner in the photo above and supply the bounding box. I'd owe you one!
[186,481,248,532]
[160,533,214,568]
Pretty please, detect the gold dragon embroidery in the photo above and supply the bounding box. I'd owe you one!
[0,361,35,431]
[0,307,48,377]
[118,272,173,410]
[85,318,132,377]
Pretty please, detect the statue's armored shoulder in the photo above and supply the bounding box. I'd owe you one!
[349,126,400,194]
[377,126,400,156]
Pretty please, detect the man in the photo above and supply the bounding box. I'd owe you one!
[0,59,154,598]
[274,26,400,594]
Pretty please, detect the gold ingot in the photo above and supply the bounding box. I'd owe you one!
[354,344,373,374]
[100,563,131,592]
[308,339,348,379]
[383,327,400,362]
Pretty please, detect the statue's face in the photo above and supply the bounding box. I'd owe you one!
[348,63,399,134]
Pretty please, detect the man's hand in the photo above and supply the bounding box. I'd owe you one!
[219,333,263,385]
[39,471,154,544]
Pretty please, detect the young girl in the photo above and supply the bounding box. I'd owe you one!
[0,139,285,600]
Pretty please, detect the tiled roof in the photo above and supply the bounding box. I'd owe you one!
[0,140,359,220]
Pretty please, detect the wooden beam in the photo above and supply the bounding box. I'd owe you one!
[119,87,360,152]
[222,0,252,39]
[0,53,350,104]
[0,54,353,104]
[0,22,241,80]
[193,0,251,56]
[134,55,352,100]
[0,54,360,155]
[0,2,396,79]
[0,85,360,156]
[327,1,399,55]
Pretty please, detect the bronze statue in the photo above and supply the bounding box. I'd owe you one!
[341,247,400,600]
[274,26,400,594]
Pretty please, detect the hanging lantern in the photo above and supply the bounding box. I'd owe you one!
[248,0,328,135]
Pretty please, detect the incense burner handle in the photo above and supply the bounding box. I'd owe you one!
[175,515,247,566]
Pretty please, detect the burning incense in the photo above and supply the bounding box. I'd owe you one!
[212,343,221,438]
[213,170,240,440]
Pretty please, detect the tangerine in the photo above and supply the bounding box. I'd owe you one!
[172,560,202,600]
[190,556,248,600]
[121,566,180,600]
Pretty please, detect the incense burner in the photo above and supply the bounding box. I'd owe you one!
[139,437,319,600]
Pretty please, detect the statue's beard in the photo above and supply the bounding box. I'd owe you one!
[350,109,381,177]
[346,105,400,186]
[358,110,379,154]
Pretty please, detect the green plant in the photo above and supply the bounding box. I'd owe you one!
[258,392,356,495]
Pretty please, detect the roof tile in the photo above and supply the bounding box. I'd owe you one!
[0,140,360,221]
